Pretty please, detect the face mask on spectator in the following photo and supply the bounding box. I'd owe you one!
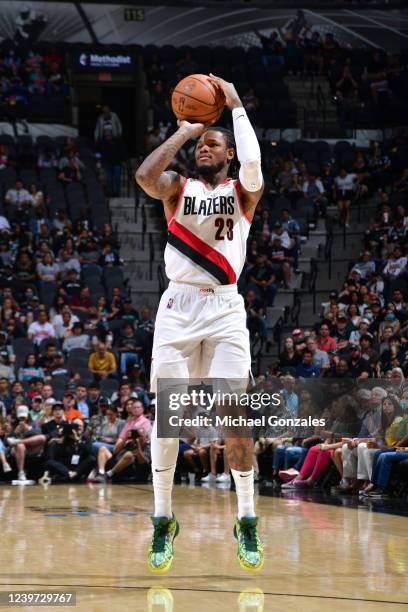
[385,313,395,321]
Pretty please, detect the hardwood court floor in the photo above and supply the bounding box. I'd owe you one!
[0,482,407,612]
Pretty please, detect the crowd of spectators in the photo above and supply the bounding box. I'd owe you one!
[0,130,157,485]
[0,44,69,121]
[240,134,408,499]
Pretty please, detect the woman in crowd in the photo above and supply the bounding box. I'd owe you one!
[279,336,301,371]
[18,353,44,383]
[91,405,124,455]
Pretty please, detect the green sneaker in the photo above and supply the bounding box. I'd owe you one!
[147,514,179,573]
[233,516,264,572]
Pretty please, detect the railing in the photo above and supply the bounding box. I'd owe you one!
[273,316,284,354]
[309,258,318,314]
[316,84,327,134]
[148,233,155,280]
[133,182,140,225]
[324,230,333,280]
[291,289,301,327]
[141,204,146,250]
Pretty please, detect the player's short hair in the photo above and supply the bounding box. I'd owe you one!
[202,126,235,150]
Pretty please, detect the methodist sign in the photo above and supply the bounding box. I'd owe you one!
[73,50,135,72]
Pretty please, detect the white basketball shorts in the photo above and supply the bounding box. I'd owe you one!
[150,281,251,393]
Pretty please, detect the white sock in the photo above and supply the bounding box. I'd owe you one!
[231,468,255,519]
[99,468,105,475]
[151,420,179,518]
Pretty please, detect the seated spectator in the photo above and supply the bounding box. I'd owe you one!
[90,404,124,456]
[0,416,12,474]
[70,287,93,314]
[30,395,45,426]
[383,246,407,280]
[245,289,267,342]
[41,401,66,441]
[118,321,145,376]
[88,342,117,380]
[18,353,44,383]
[27,309,56,347]
[0,351,15,382]
[302,173,327,217]
[36,252,60,284]
[306,337,330,370]
[49,351,69,379]
[316,323,337,353]
[296,349,320,378]
[62,322,90,353]
[92,426,150,483]
[58,250,81,279]
[42,421,95,484]
[117,298,139,323]
[6,404,46,482]
[52,306,79,339]
[58,156,82,183]
[62,390,84,421]
[74,384,90,419]
[5,180,31,220]
[247,254,277,306]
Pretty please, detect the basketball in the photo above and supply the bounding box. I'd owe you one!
[171,74,225,124]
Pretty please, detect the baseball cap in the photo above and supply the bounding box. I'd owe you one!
[52,401,64,410]
[44,398,56,406]
[17,405,29,418]
[349,343,360,350]
[292,328,302,336]
[98,396,111,406]
[274,221,282,228]
[356,389,371,400]
[359,318,370,325]
[329,291,338,299]
[33,395,43,401]
[337,313,347,320]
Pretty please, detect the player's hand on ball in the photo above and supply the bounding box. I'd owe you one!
[209,73,241,109]
[177,120,207,138]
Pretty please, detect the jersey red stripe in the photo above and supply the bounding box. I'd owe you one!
[169,219,237,284]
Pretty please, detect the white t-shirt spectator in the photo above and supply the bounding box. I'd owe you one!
[58,257,81,277]
[52,313,79,338]
[335,174,356,194]
[0,216,11,231]
[37,262,60,282]
[270,230,292,249]
[28,321,56,345]
[303,179,324,198]
[383,257,407,279]
[5,187,31,207]
[351,260,376,279]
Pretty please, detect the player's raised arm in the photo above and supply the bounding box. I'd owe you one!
[209,74,264,218]
[135,122,206,204]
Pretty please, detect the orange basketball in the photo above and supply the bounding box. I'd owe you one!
[171,74,225,124]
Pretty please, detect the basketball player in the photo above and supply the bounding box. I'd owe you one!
[136,74,264,572]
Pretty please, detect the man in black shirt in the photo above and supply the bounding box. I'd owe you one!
[348,344,373,378]
[248,254,277,306]
[118,321,144,376]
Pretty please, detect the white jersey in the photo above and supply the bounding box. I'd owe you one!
[165,177,251,287]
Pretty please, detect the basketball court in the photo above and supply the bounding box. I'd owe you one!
[1,484,407,611]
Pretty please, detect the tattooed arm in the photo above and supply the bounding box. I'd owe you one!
[135,121,207,218]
